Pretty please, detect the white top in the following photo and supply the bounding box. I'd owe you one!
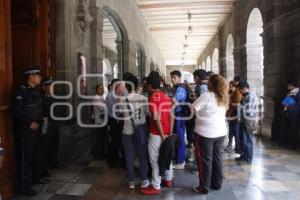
[122,93,148,135]
[92,95,106,125]
[192,92,227,138]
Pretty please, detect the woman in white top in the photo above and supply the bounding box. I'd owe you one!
[192,74,229,194]
[92,84,107,160]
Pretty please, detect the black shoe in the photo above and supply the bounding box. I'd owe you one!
[235,156,246,162]
[20,188,37,196]
[41,170,51,177]
[33,178,51,185]
[193,186,209,195]
[211,185,222,190]
[51,164,66,169]
[246,160,252,165]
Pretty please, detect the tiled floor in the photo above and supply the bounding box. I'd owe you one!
[11,136,300,200]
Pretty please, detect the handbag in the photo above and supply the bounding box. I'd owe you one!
[125,97,148,147]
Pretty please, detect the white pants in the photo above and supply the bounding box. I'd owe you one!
[148,133,173,190]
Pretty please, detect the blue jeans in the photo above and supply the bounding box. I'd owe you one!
[228,121,240,153]
[239,122,253,162]
[122,133,148,182]
[174,118,186,164]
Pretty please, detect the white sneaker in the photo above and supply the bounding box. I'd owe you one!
[189,151,196,162]
[128,181,135,189]
[173,162,185,170]
[140,180,150,189]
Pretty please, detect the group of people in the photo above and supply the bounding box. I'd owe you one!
[5,65,299,197]
[92,69,261,195]
[11,68,65,196]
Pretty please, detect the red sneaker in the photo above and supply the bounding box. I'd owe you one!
[163,180,172,188]
[140,186,161,195]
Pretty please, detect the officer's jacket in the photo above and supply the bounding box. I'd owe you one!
[12,84,43,127]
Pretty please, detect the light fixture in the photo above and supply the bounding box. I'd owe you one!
[187,12,193,34]
[188,25,193,34]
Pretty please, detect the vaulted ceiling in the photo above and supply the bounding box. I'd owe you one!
[137,0,236,65]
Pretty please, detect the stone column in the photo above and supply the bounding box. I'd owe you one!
[233,44,247,79]
[89,5,103,74]
[116,40,123,78]
[123,39,130,75]
[89,4,103,95]
[262,19,289,139]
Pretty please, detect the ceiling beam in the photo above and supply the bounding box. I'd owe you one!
[139,1,233,9]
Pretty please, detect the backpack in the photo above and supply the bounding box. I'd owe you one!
[176,84,195,117]
[242,93,259,132]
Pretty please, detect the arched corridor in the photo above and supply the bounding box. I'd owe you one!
[226,34,235,81]
[1,0,300,199]
[246,8,264,98]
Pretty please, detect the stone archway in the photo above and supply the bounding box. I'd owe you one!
[226,34,235,80]
[206,56,211,71]
[212,48,219,74]
[202,61,205,69]
[102,59,112,91]
[136,43,146,80]
[103,6,129,79]
[246,8,264,98]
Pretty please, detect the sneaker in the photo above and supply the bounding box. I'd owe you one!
[163,180,172,188]
[235,156,246,162]
[128,181,135,189]
[225,146,233,153]
[140,186,161,195]
[173,162,185,170]
[140,180,150,189]
[188,151,196,162]
[192,170,199,175]
[193,186,209,195]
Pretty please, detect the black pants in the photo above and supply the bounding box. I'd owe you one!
[195,134,225,192]
[186,117,195,145]
[93,126,108,159]
[108,117,124,164]
[47,123,60,167]
[279,115,299,148]
[16,128,39,190]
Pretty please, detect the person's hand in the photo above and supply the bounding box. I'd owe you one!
[29,121,39,130]
[161,134,168,141]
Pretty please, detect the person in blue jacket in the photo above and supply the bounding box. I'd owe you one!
[170,70,187,170]
[280,79,300,149]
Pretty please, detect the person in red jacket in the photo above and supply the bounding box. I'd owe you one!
[141,71,174,195]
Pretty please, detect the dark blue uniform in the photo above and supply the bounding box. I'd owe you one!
[12,84,43,193]
[42,94,61,168]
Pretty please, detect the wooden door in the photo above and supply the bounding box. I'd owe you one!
[0,0,14,199]
[0,0,55,198]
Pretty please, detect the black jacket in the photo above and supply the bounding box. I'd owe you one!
[158,134,180,177]
[12,84,43,127]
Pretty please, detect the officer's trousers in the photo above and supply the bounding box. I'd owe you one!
[17,128,38,190]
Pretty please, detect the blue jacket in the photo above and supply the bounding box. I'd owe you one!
[174,84,187,114]
[286,89,300,117]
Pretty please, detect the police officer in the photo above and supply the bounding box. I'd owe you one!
[41,77,65,170]
[12,68,43,196]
